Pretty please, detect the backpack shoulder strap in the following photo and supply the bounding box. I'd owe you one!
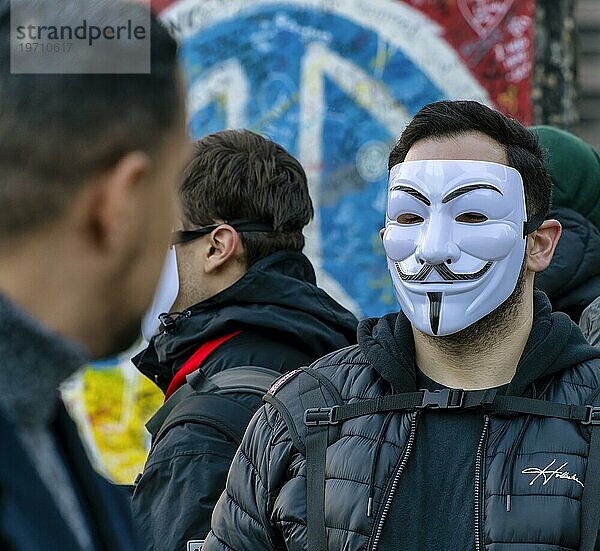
[263,366,343,551]
[263,367,343,454]
[145,371,216,438]
[150,392,256,449]
[579,388,600,551]
[147,365,280,450]
[206,365,281,397]
[163,331,242,400]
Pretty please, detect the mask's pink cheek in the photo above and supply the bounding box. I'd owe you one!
[382,226,419,261]
[455,224,520,261]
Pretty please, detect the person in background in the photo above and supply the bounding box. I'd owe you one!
[0,0,189,548]
[580,296,600,347]
[204,101,600,551]
[532,125,600,322]
[131,129,358,549]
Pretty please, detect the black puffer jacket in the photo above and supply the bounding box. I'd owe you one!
[205,291,600,550]
[131,251,358,549]
[536,206,600,322]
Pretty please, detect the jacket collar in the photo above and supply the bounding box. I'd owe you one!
[0,294,87,427]
[358,290,600,395]
[137,251,358,388]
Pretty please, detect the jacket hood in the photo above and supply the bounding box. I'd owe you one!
[535,206,600,321]
[136,251,358,379]
[358,290,600,395]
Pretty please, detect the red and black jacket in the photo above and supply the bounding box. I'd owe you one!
[131,251,358,549]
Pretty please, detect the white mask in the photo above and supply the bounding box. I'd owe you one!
[141,246,179,341]
[382,159,539,336]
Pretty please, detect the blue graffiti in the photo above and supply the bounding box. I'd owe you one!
[180,4,446,317]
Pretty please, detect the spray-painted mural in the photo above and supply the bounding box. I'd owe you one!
[163,0,535,319]
[68,0,535,482]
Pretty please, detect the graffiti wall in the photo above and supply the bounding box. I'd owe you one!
[62,346,163,483]
[164,0,534,319]
[69,0,536,482]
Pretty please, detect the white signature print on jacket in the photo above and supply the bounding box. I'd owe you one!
[522,459,584,488]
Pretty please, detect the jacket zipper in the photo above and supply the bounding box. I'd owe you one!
[474,415,490,551]
[368,412,418,551]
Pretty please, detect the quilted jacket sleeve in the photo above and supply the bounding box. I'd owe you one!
[131,421,240,550]
[204,405,285,551]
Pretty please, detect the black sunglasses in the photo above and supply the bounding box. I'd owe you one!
[172,219,275,245]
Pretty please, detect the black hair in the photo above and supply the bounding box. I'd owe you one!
[388,100,552,219]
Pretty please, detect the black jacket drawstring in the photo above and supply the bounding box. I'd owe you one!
[367,412,395,517]
[503,381,549,511]
[503,414,533,512]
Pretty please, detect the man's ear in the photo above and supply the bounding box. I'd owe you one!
[526,218,562,273]
[82,151,151,255]
[204,225,243,273]
[379,228,385,241]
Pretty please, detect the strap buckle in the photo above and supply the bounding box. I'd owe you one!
[419,388,464,409]
[583,406,600,425]
[304,406,339,427]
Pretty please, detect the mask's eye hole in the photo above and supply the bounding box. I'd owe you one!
[396,213,424,225]
[455,212,488,223]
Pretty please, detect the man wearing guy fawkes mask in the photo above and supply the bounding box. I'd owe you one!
[204,101,600,551]
[383,158,537,338]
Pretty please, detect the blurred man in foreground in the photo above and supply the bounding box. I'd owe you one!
[0,0,189,548]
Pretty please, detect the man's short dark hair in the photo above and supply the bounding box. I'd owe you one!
[0,0,181,238]
[180,130,314,267]
[388,100,552,220]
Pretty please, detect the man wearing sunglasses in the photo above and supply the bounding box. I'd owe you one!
[131,129,358,549]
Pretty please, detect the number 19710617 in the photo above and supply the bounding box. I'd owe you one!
[19,42,73,53]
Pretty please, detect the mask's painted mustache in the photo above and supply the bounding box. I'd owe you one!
[394,261,493,282]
